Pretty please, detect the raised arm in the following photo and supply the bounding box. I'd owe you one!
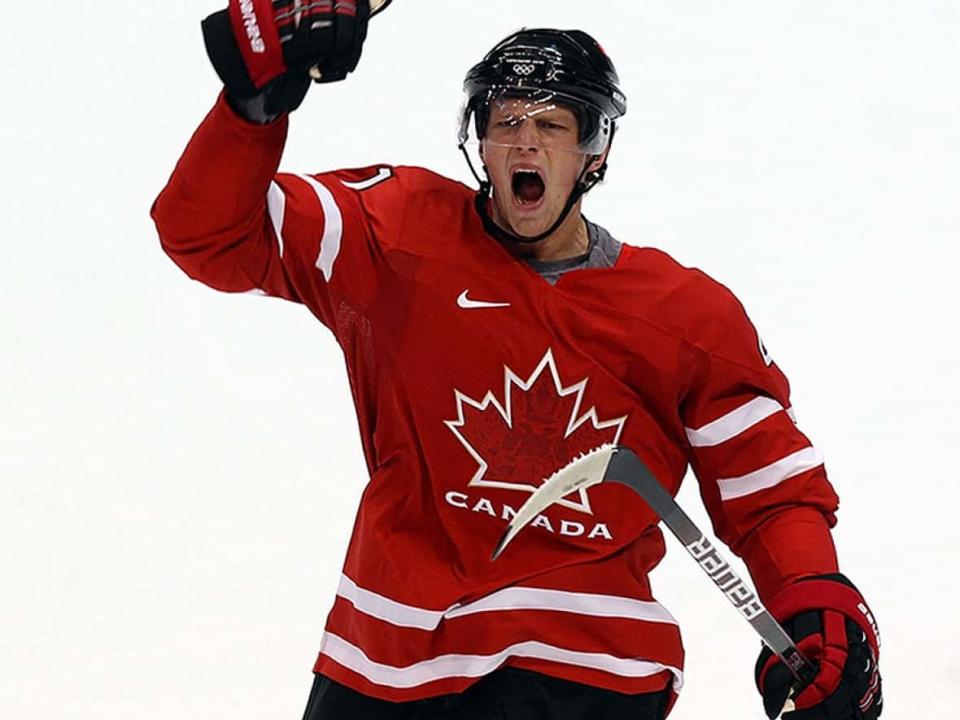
[151,1,389,310]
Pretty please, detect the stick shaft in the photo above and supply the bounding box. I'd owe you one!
[606,448,816,683]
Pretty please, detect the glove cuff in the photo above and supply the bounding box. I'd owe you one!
[203,10,259,100]
[202,8,287,100]
[767,574,881,660]
[226,0,286,88]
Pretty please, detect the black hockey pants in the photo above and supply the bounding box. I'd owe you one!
[302,668,671,719]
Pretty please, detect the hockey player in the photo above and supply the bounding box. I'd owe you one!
[152,2,883,718]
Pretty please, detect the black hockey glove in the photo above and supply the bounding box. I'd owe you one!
[755,574,882,719]
[201,0,380,121]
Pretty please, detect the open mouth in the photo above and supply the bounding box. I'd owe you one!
[511,168,546,207]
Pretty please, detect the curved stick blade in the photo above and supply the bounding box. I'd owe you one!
[492,444,617,560]
[371,0,393,16]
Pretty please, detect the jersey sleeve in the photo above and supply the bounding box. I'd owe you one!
[678,277,841,601]
[151,92,407,331]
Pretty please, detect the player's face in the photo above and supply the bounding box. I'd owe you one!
[481,98,598,239]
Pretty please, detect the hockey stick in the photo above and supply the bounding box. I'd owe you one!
[493,444,817,692]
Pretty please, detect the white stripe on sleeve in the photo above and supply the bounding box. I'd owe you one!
[717,446,824,501]
[685,396,787,447]
[266,181,286,257]
[297,174,343,281]
[320,632,684,691]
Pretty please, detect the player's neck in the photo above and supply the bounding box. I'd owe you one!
[500,207,590,262]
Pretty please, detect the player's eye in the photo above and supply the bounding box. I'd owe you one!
[538,119,568,131]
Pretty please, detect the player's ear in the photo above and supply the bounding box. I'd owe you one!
[586,144,611,174]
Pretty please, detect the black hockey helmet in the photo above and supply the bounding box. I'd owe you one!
[459,29,627,159]
[458,28,628,244]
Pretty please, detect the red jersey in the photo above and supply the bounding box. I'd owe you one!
[152,95,841,704]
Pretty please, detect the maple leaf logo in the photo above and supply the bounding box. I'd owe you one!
[444,349,627,514]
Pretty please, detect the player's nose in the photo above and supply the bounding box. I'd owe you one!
[514,118,542,151]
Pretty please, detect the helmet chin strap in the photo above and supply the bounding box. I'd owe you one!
[459,143,604,246]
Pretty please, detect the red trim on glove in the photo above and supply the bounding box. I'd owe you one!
[766,579,881,660]
[229,0,287,88]
[334,1,358,17]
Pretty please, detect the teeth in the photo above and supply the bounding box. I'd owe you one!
[512,168,542,178]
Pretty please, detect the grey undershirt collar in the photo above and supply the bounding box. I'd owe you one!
[523,219,623,285]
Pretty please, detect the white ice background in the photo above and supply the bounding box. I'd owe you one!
[2,1,958,717]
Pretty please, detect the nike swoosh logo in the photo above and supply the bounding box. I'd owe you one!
[457,290,511,309]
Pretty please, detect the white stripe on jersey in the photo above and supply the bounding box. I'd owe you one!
[337,575,442,630]
[337,575,679,631]
[320,632,684,691]
[717,446,824,501]
[685,396,787,447]
[266,181,286,257]
[297,174,343,281]
[444,586,678,625]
